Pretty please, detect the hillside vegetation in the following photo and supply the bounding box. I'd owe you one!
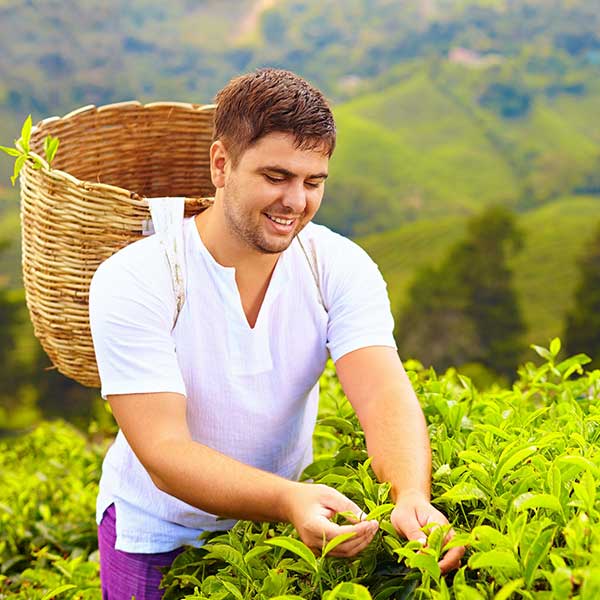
[359,196,600,348]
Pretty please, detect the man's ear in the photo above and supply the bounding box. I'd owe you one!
[210,140,229,189]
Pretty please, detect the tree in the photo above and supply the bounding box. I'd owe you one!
[564,221,600,369]
[396,206,526,380]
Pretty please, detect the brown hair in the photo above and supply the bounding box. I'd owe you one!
[213,68,336,165]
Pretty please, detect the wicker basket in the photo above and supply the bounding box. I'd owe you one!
[20,101,217,388]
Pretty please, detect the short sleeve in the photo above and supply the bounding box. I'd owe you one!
[89,242,187,399]
[323,236,397,363]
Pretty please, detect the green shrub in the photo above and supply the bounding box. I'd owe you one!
[2,341,600,599]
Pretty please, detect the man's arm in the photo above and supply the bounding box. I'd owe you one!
[335,346,465,572]
[107,391,378,556]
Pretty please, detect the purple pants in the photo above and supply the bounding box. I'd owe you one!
[98,503,185,600]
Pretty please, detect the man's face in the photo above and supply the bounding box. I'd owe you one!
[219,132,329,255]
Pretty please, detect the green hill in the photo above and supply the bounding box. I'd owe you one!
[358,196,600,348]
[316,60,600,236]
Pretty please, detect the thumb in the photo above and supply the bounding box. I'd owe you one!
[391,505,427,545]
[323,487,365,521]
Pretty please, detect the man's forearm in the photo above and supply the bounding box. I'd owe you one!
[335,347,432,502]
[360,379,431,502]
[150,438,297,522]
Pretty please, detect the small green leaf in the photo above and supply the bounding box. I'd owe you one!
[326,582,373,599]
[468,549,520,574]
[407,551,441,582]
[550,338,561,356]
[495,445,537,483]
[513,493,563,515]
[318,417,356,435]
[41,585,76,600]
[365,503,394,521]
[523,526,555,587]
[265,536,318,572]
[10,155,26,186]
[45,136,59,165]
[218,579,244,600]
[493,578,525,600]
[20,115,32,152]
[0,145,21,157]
[436,482,487,503]
[531,344,552,361]
[322,531,357,558]
[470,525,510,548]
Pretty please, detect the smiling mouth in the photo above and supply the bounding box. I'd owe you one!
[264,213,296,226]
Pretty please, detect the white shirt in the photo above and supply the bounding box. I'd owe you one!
[89,217,396,553]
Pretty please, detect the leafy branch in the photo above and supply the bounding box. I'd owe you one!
[0,115,60,185]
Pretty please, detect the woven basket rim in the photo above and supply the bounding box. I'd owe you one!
[30,100,218,202]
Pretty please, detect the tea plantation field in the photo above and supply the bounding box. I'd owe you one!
[1,340,600,598]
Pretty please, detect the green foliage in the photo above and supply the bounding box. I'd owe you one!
[396,206,526,379]
[0,115,59,185]
[564,221,600,368]
[0,420,110,598]
[4,347,600,598]
[359,196,600,355]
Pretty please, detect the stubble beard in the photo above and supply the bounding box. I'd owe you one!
[223,181,306,255]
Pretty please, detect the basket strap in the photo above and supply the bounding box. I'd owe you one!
[296,233,328,313]
[146,200,327,325]
[147,197,186,328]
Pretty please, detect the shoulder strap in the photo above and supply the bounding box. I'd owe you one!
[147,197,186,328]
[146,201,328,324]
[296,232,328,313]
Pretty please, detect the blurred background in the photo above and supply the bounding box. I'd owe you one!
[0,0,599,432]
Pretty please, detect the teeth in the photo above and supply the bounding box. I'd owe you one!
[267,215,294,225]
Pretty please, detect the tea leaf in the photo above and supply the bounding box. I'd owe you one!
[322,531,357,557]
[407,551,441,582]
[45,136,60,165]
[325,582,373,599]
[531,344,552,361]
[218,579,244,600]
[468,549,520,574]
[365,503,394,521]
[318,417,356,435]
[493,578,525,600]
[513,493,563,515]
[265,536,318,572]
[0,145,21,157]
[436,482,487,503]
[10,155,26,186]
[495,445,537,483]
[523,526,555,587]
[19,115,32,152]
[41,584,76,600]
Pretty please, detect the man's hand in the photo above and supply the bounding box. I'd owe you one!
[285,482,379,557]
[391,491,465,573]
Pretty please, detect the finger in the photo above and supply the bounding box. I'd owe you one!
[328,522,379,557]
[392,508,426,544]
[438,545,465,574]
[308,517,376,551]
[322,488,366,522]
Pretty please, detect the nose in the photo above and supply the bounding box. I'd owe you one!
[281,181,307,215]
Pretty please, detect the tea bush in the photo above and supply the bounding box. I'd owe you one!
[1,340,600,599]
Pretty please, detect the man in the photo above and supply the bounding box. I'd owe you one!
[89,68,464,599]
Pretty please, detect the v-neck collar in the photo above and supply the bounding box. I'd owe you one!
[188,218,290,331]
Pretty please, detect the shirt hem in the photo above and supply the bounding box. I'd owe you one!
[100,380,187,400]
[329,337,397,363]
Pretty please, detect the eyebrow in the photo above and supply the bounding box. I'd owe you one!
[261,166,329,180]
